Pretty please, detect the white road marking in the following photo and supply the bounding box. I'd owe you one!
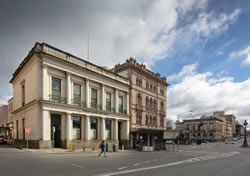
[71,164,84,169]
[153,159,158,162]
[93,152,239,176]
[160,158,164,160]
[133,163,141,166]
[118,167,127,170]
[144,161,150,163]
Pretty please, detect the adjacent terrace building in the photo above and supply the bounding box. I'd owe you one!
[112,58,168,150]
[10,43,130,149]
[176,111,235,141]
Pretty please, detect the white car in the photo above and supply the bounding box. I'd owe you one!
[224,140,236,144]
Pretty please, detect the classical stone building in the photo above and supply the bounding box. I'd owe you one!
[112,58,167,149]
[10,42,130,149]
[176,112,235,141]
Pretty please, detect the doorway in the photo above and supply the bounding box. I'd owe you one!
[51,114,61,148]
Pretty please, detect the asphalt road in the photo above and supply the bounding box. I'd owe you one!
[0,140,249,176]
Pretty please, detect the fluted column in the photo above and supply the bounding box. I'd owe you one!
[126,92,129,115]
[41,110,50,140]
[101,118,106,140]
[101,84,105,110]
[85,79,89,108]
[66,113,72,140]
[42,63,48,100]
[115,89,118,113]
[114,119,118,140]
[66,72,71,104]
[85,116,90,140]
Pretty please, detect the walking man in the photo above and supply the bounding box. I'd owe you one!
[98,140,107,157]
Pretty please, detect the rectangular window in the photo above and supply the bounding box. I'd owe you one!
[105,120,112,139]
[106,93,111,111]
[118,96,123,113]
[90,118,97,139]
[22,118,25,140]
[22,84,25,106]
[91,88,97,108]
[72,117,81,140]
[52,77,61,102]
[73,83,81,105]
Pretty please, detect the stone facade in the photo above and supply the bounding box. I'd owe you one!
[112,58,168,150]
[176,112,235,141]
[10,42,130,149]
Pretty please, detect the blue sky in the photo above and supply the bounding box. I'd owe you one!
[0,0,250,126]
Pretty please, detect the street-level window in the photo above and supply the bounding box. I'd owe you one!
[21,84,25,106]
[52,77,61,102]
[73,83,81,105]
[118,96,123,113]
[91,88,97,108]
[90,118,97,139]
[105,120,112,139]
[72,117,81,140]
[106,92,111,111]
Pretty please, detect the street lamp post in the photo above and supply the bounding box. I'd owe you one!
[241,120,249,147]
[177,110,193,143]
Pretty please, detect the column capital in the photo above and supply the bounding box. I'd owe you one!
[66,72,71,77]
[42,63,49,69]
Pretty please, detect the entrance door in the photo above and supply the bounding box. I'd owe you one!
[118,122,122,149]
[51,114,61,148]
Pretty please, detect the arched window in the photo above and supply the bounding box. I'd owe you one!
[136,112,142,125]
[150,98,153,110]
[161,101,164,112]
[150,84,152,91]
[154,86,156,92]
[154,100,157,110]
[136,78,139,85]
[146,115,149,125]
[160,117,164,127]
[137,93,142,105]
[146,97,149,110]
[146,82,149,90]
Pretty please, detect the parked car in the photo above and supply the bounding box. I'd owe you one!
[232,137,237,141]
[0,136,7,144]
[224,140,236,144]
[166,140,173,144]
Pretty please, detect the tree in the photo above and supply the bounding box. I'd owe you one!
[166,118,175,129]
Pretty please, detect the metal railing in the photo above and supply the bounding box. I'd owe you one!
[71,98,86,107]
[90,102,102,110]
[49,94,67,104]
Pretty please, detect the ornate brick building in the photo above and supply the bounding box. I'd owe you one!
[112,58,168,149]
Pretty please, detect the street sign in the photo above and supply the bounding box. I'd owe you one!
[25,128,30,134]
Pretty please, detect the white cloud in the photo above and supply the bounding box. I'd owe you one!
[0,1,242,104]
[230,46,250,66]
[168,64,250,124]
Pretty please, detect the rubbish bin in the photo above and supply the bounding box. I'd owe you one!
[106,143,113,152]
[113,144,118,152]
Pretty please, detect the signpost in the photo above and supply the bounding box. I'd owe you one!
[25,128,30,149]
